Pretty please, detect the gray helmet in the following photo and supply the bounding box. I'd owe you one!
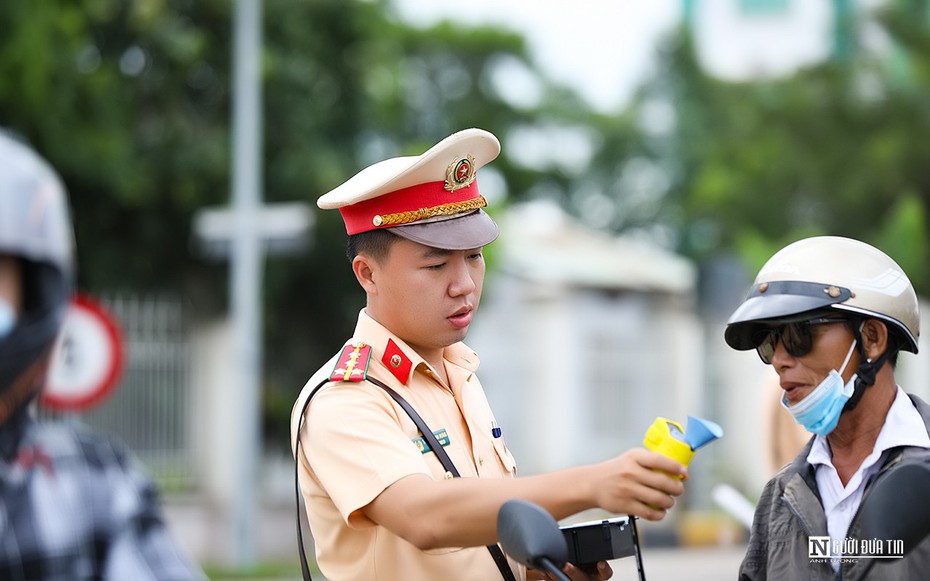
[725,236,919,354]
[0,130,75,421]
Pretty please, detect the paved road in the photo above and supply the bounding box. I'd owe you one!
[211,544,747,580]
[609,545,745,580]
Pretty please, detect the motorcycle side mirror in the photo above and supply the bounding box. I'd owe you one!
[859,461,930,555]
[498,499,570,581]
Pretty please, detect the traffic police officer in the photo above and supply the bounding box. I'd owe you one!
[292,128,687,581]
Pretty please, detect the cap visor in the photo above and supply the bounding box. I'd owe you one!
[724,294,842,350]
[390,209,499,250]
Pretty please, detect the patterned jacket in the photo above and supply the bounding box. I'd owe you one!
[0,409,205,581]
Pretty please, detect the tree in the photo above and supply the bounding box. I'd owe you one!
[0,0,597,452]
[609,3,930,292]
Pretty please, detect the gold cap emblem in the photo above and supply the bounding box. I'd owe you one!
[445,154,476,192]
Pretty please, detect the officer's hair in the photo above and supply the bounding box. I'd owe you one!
[346,229,399,264]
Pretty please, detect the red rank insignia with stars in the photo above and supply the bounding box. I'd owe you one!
[329,342,372,382]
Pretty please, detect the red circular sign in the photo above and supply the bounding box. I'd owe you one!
[41,294,125,411]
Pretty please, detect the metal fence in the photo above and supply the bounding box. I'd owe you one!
[40,294,196,492]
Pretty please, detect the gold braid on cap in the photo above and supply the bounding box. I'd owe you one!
[373,196,487,227]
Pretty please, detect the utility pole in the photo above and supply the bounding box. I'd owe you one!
[193,0,312,568]
[230,0,263,566]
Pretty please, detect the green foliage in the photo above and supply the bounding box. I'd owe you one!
[203,559,302,579]
[618,5,930,295]
[873,193,928,285]
[0,0,592,454]
[10,0,930,456]
[1,0,232,303]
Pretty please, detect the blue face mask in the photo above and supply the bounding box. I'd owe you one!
[781,336,858,436]
[0,299,15,339]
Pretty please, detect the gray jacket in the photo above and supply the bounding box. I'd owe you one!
[739,393,930,581]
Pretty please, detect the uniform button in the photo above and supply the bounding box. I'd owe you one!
[478,456,484,466]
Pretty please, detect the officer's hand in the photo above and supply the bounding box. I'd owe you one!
[592,448,686,520]
[562,560,612,580]
[527,561,612,580]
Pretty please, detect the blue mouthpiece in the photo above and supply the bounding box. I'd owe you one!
[683,416,724,450]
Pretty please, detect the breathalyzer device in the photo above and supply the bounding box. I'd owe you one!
[643,415,724,471]
[559,415,723,578]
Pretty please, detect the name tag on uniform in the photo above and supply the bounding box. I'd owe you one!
[413,429,451,454]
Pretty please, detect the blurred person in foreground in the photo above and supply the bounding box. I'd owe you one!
[0,130,206,581]
[725,236,930,580]
[291,128,687,581]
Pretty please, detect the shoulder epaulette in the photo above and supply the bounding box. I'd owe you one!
[329,342,371,382]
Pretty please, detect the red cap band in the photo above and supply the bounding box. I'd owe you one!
[338,179,483,235]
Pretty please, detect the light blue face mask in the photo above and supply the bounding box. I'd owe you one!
[781,336,858,436]
[0,299,15,339]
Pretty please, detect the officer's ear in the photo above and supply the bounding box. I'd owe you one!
[352,253,379,295]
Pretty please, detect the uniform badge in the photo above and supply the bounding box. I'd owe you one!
[329,342,371,382]
[381,339,412,384]
[444,154,477,192]
[412,429,452,454]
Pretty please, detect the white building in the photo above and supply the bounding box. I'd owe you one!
[469,201,705,477]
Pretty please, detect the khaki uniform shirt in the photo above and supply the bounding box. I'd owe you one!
[291,310,522,581]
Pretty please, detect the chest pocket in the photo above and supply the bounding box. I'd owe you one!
[492,438,517,476]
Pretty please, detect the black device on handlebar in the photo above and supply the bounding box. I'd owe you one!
[560,516,645,579]
[499,500,647,581]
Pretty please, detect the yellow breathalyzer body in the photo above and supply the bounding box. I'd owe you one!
[643,417,695,470]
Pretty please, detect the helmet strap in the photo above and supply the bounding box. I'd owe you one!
[842,322,894,413]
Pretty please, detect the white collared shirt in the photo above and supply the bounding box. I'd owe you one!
[807,386,930,571]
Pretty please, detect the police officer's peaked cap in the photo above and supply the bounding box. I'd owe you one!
[318,128,501,250]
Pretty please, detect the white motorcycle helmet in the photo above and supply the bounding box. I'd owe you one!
[0,130,75,423]
[725,236,919,355]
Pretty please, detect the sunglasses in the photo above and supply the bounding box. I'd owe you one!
[755,317,848,364]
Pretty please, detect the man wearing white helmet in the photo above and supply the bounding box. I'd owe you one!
[0,130,206,580]
[291,128,688,581]
[725,236,930,580]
